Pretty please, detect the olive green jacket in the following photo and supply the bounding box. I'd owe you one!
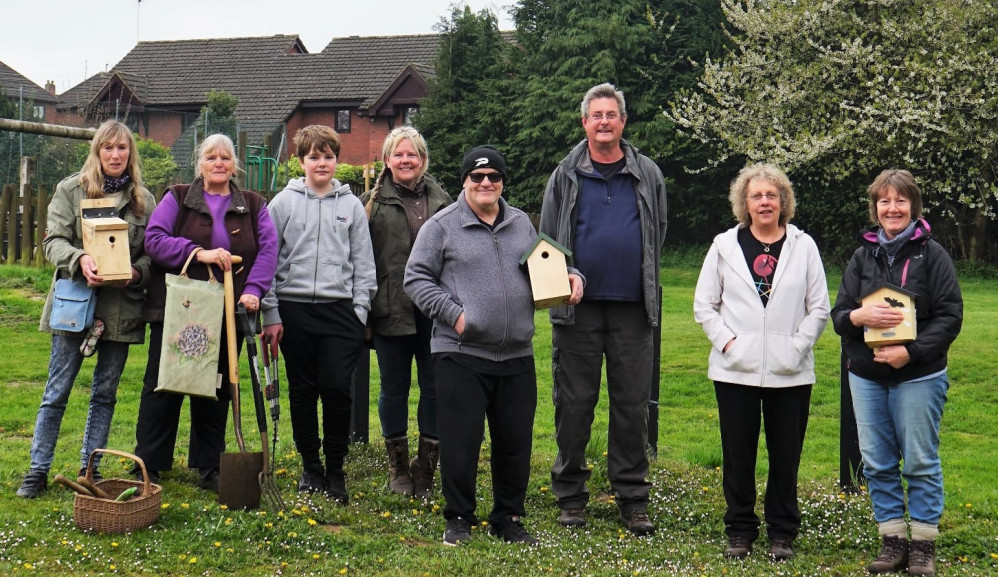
[39,173,156,343]
[361,173,451,336]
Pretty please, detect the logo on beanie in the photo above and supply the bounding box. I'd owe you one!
[474,157,490,167]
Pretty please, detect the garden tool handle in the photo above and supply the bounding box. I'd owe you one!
[223,255,245,452]
[223,255,244,385]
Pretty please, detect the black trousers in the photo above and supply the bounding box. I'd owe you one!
[435,355,536,525]
[550,300,653,513]
[714,381,812,541]
[278,300,365,472]
[134,322,236,472]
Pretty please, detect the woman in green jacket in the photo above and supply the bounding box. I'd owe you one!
[362,126,451,498]
[17,120,155,498]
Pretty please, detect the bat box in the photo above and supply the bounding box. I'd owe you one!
[81,198,132,285]
[861,283,917,347]
[519,233,573,310]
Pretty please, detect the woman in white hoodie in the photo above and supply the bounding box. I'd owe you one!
[693,163,829,562]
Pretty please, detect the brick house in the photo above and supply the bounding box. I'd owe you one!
[0,61,60,123]
[54,34,441,169]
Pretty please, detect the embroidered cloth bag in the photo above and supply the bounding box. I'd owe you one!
[50,273,97,333]
[156,249,223,399]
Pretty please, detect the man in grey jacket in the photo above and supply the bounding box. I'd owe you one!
[540,83,668,536]
[405,146,583,547]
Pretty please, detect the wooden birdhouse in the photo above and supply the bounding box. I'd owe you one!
[80,197,132,285]
[861,283,918,347]
[519,233,573,310]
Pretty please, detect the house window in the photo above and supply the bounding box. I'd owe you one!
[32,105,45,119]
[336,110,351,133]
[403,106,419,126]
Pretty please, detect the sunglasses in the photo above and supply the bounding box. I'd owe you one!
[468,172,504,184]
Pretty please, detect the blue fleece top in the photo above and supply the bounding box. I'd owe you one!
[573,167,642,301]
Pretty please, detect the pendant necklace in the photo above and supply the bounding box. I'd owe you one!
[760,240,772,253]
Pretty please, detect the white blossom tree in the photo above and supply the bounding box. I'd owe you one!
[668,0,998,261]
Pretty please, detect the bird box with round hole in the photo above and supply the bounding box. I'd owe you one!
[519,232,573,310]
[80,197,132,285]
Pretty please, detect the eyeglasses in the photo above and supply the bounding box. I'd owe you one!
[589,112,620,122]
[468,172,503,184]
[748,193,780,202]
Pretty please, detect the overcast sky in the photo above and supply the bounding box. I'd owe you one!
[2,0,514,94]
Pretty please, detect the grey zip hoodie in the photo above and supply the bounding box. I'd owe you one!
[261,177,376,326]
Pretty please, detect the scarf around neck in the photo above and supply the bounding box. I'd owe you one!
[103,174,131,194]
[877,220,917,266]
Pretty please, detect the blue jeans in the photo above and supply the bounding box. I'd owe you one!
[849,370,948,524]
[374,312,437,439]
[29,334,130,473]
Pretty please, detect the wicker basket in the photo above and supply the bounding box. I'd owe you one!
[73,449,162,534]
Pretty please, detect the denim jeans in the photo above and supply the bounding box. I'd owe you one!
[29,334,130,473]
[374,312,437,439]
[849,370,948,524]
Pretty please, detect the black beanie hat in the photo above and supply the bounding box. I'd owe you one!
[460,145,507,184]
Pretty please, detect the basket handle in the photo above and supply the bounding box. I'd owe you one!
[85,448,153,496]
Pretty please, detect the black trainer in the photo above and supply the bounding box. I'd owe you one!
[78,467,103,483]
[489,516,538,545]
[16,470,48,499]
[197,468,219,492]
[324,471,348,503]
[298,469,326,494]
[558,507,587,527]
[443,517,473,546]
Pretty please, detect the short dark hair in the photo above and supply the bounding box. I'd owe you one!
[867,169,922,224]
[294,125,341,159]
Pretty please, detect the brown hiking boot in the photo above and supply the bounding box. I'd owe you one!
[908,539,936,576]
[619,509,655,536]
[769,537,795,561]
[724,535,754,559]
[409,436,439,500]
[385,436,413,496]
[867,535,909,574]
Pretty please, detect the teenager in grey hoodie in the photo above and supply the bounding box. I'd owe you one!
[405,146,583,546]
[261,125,376,501]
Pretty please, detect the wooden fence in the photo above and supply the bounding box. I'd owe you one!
[0,181,48,267]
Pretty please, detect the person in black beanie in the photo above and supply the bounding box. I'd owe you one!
[405,145,584,546]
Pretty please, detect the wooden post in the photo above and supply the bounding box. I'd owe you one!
[19,157,37,264]
[236,131,247,190]
[35,184,47,266]
[1,184,13,262]
[263,134,273,193]
[350,351,371,444]
[840,350,865,491]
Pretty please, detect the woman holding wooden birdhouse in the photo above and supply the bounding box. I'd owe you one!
[832,169,963,577]
[17,120,155,499]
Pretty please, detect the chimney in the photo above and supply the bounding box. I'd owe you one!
[45,81,56,95]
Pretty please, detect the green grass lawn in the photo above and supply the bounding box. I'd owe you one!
[1,262,996,576]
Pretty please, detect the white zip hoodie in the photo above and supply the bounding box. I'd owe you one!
[693,223,830,388]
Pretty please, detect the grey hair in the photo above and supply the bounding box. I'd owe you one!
[194,134,241,178]
[728,162,796,227]
[581,83,627,118]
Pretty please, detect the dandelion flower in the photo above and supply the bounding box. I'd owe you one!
[214,542,222,548]
[312,554,320,560]
[308,519,317,526]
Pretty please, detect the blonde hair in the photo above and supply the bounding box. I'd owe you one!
[728,162,796,227]
[367,126,430,217]
[79,120,146,217]
[194,134,241,179]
